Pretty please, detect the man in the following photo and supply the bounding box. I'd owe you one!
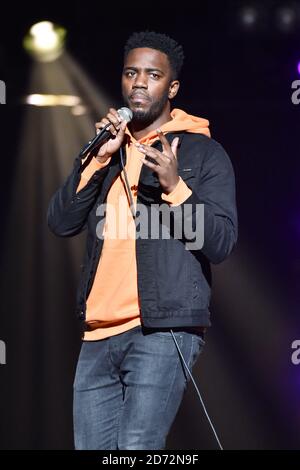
[47,31,238,450]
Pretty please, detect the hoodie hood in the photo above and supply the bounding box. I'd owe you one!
[126,108,210,145]
[163,108,210,137]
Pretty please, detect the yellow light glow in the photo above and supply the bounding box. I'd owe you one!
[25,94,81,107]
[30,22,59,51]
[71,105,88,115]
[23,21,66,62]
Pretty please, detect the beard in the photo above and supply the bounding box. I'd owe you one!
[122,89,169,128]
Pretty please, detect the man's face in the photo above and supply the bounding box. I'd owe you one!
[122,47,177,126]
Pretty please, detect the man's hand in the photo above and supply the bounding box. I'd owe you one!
[94,108,127,162]
[135,129,180,194]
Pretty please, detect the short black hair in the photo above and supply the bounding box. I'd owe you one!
[124,31,184,80]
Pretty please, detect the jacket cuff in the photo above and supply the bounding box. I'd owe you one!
[81,156,111,180]
[161,176,192,207]
[76,157,111,193]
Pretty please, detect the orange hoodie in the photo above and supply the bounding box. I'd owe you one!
[76,109,210,340]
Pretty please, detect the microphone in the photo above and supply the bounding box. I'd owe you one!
[80,107,133,158]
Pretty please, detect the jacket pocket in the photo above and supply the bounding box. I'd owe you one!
[177,166,200,184]
[155,239,189,310]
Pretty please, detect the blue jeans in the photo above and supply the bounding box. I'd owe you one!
[73,325,205,450]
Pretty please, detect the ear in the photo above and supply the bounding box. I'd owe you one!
[168,80,180,100]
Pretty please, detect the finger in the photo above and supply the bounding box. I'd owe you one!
[109,108,123,123]
[116,119,127,139]
[139,156,161,171]
[107,111,121,127]
[107,112,121,134]
[95,119,110,135]
[108,108,124,133]
[135,143,168,167]
[171,137,180,158]
[95,118,111,128]
[156,128,173,156]
[135,144,162,165]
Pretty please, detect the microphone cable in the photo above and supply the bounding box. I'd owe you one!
[170,329,224,450]
[120,145,136,220]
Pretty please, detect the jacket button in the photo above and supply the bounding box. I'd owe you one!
[78,311,85,319]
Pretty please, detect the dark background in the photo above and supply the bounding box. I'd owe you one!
[0,0,299,450]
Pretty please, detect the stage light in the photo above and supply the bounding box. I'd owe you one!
[239,6,258,29]
[275,6,297,32]
[23,21,66,62]
[25,94,81,107]
[298,62,300,75]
